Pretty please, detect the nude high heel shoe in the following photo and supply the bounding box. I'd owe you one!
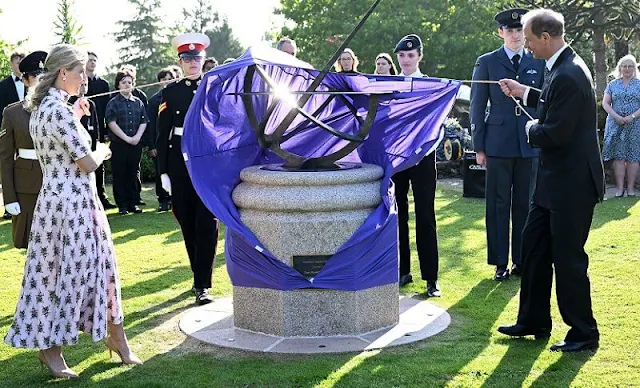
[105,336,143,365]
[37,350,79,379]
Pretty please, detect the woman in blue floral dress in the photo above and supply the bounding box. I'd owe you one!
[602,54,640,197]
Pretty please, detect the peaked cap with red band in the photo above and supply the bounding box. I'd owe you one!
[171,32,210,57]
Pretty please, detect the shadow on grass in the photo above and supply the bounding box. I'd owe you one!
[530,350,595,387]
[321,279,520,386]
[481,336,550,388]
[591,197,639,230]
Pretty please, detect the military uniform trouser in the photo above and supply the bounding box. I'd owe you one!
[170,172,219,289]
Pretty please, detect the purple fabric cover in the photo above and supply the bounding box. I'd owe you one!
[182,47,460,291]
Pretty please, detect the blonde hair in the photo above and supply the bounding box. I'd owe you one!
[334,48,359,72]
[611,54,639,79]
[26,44,87,112]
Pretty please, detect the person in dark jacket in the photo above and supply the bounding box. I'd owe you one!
[497,8,604,353]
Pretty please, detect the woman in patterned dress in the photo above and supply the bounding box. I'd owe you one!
[602,55,640,197]
[4,44,142,379]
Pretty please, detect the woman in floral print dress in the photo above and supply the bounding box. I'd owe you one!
[4,44,142,379]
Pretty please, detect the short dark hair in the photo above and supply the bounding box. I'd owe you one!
[87,51,98,59]
[114,69,135,90]
[156,68,175,82]
[522,9,565,38]
[202,57,218,71]
[276,37,296,50]
[10,52,25,62]
[169,65,182,78]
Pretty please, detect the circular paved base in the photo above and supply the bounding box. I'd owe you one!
[179,296,451,354]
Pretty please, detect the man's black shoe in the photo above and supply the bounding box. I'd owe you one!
[495,265,510,281]
[118,208,129,215]
[194,288,213,305]
[426,281,441,297]
[511,264,523,276]
[158,201,170,212]
[101,200,117,210]
[550,339,598,352]
[498,323,551,339]
[399,274,413,287]
[127,206,143,214]
[3,211,12,220]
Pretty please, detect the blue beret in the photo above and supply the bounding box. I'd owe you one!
[494,8,528,28]
[394,34,422,53]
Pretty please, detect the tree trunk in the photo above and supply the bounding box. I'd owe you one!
[614,39,629,61]
[592,18,607,100]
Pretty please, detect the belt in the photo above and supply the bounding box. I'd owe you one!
[173,127,184,136]
[18,148,37,160]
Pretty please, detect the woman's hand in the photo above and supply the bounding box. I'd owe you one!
[96,142,112,160]
[72,98,90,118]
[614,114,627,125]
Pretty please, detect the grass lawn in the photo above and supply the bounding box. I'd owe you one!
[0,183,639,387]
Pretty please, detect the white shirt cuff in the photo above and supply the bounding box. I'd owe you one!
[522,87,531,106]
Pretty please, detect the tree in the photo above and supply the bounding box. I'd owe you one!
[113,0,176,91]
[278,0,510,80]
[53,0,84,44]
[178,1,245,62]
[513,0,640,98]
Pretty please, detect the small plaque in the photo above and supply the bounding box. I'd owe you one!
[292,255,331,279]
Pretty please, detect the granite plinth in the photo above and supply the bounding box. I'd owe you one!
[231,163,396,337]
[233,284,399,337]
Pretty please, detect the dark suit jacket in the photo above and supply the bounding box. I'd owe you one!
[0,75,20,126]
[525,47,605,210]
[471,47,545,158]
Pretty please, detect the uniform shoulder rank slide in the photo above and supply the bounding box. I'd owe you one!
[158,102,167,113]
[0,128,6,138]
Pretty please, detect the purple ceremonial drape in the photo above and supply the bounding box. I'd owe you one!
[182,47,460,291]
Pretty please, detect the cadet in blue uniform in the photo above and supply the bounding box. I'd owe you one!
[393,34,441,297]
[157,33,219,305]
[470,8,545,281]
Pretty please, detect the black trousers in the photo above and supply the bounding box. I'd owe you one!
[111,142,143,209]
[152,155,170,202]
[91,136,108,203]
[517,202,599,342]
[392,152,439,282]
[485,157,537,266]
[170,172,219,288]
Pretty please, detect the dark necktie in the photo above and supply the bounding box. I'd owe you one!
[511,54,520,72]
[14,76,20,82]
[542,66,551,90]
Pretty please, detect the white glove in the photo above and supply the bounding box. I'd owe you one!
[160,174,172,196]
[5,202,21,216]
[525,119,538,142]
[96,142,112,160]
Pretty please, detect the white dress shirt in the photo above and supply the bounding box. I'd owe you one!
[523,44,569,104]
[12,73,25,101]
[400,69,424,78]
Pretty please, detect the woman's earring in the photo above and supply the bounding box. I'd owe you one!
[63,77,67,81]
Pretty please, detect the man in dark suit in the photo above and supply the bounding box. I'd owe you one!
[0,52,26,220]
[393,34,441,297]
[471,8,545,281]
[86,51,116,209]
[497,8,604,352]
[145,68,176,212]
